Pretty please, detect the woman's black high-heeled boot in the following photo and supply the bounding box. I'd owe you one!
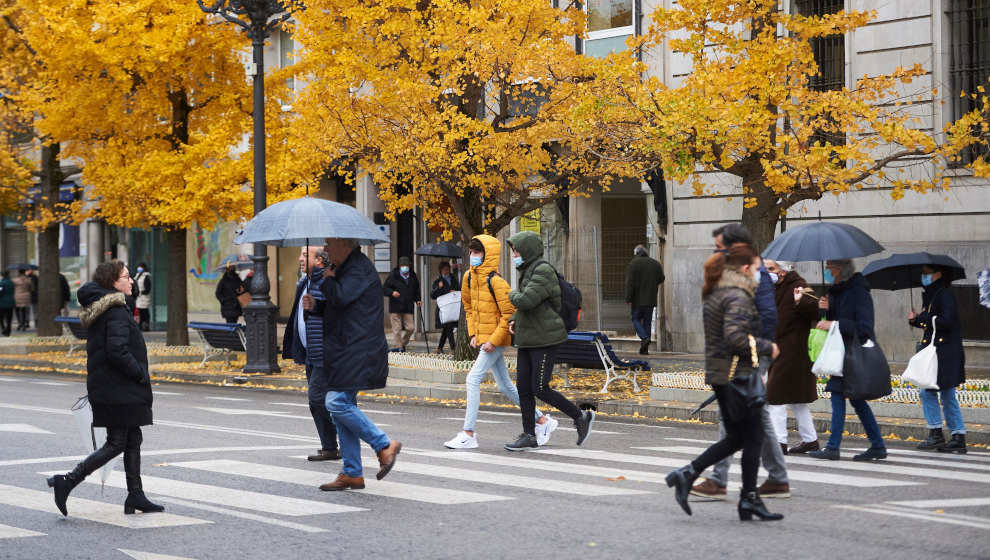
[738,490,784,521]
[46,473,80,517]
[123,444,163,514]
[123,492,165,514]
[665,464,698,516]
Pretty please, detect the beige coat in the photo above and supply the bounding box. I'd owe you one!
[12,275,32,307]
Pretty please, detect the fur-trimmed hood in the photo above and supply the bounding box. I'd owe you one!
[78,283,128,328]
[715,269,758,296]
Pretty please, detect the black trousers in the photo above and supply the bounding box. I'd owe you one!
[437,324,456,352]
[516,345,582,436]
[138,308,150,331]
[306,365,339,451]
[68,426,145,493]
[690,385,765,493]
[0,308,12,336]
[15,306,28,330]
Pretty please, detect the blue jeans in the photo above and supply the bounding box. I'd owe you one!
[463,346,541,432]
[921,387,966,435]
[826,392,885,450]
[325,391,390,478]
[630,306,653,340]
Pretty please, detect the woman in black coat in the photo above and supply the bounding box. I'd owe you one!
[215,265,247,323]
[47,260,163,517]
[909,265,967,453]
[430,261,460,353]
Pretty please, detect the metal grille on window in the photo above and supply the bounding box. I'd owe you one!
[794,0,845,148]
[948,0,990,166]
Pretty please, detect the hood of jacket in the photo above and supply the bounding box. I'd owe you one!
[78,282,127,328]
[714,269,758,296]
[471,234,501,276]
[507,231,543,266]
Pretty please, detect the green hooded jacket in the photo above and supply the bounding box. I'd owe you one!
[507,231,568,348]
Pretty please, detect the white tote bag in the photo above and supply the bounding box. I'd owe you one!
[902,316,940,390]
[437,291,462,325]
[811,321,845,377]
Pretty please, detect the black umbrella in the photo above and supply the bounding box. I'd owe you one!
[761,222,884,262]
[214,254,253,273]
[415,241,462,259]
[863,252,966,310]
[5,263,38,271]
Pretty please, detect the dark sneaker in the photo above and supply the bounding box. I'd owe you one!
[853,447,887,461]
[787,440,820,454]
[808,447,840,460]
[504,433,538,452]
[575,410,595,446]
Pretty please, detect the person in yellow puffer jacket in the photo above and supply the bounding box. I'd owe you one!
[442,234,558,449]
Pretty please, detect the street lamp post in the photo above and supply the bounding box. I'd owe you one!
[198,0,301,374]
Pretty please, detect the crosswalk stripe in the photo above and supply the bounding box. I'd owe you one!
[0,523,44,539]
[835,504,990,530]
[0,377,17,381]
[44,470,364,516]
[531,448,918,488]
[119,548,199,560]
[0,424,54,435]
[31,381,68,386]
[847,447,990,464]
[173,459,510,505]
[152,391,184,396]
[634,445,990,484]
[153,497,328,534]
[438,417,508,424]
[887,497,990,508]
[0,484,209,528]
[205,397,252,402]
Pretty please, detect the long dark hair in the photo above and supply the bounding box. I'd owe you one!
[702,243,757,298]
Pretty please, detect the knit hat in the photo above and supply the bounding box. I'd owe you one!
[398,256,411,266]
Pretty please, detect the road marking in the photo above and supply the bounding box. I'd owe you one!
[635,445,990,485]
[0,445,316,467]
[43,470,364,516]
[553,427,625,435]
[205,397,252,402]
[835,504,990,530]
[152,497,329,534]
[532,448,918,488]
[152,391,184,396]
[0,403,70,415]
[665,437,714,444]
[0,423,54,435]
[194,407,316,421]
[0,523,44,539]
[0,483,209,528]
[173,459,510,505]
[0,377,17,381]
[887,497,990,508]
[847,447,990,463]
[360,409,406,415]
[119,548,200,560]
[154,419,320,443]
[31,381,68,386]
[835,452,990,471]
[437,417,508,424]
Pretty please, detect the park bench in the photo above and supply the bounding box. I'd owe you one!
[187,322,247,367]
[54,316,86,356]
[554,331,650,393]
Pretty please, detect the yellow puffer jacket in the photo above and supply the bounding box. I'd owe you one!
[462,234,515,347]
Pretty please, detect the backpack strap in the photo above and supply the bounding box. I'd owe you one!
[487,271,500,314]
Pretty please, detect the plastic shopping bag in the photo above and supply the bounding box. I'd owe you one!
[811,321,844,377]
[437,291,461,325]
[808,328,827,362]
[902,316,940,390]
[71,396,114,487]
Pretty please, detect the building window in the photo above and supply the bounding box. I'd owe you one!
[585,0,635,58]
[794,0,846,148]
[947,0,990,165]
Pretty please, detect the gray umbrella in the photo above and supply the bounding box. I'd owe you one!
[234,196,388,247]
[761,222,884,262]
[415,241,462,258]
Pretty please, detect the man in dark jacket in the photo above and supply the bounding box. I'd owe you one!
[282,245,339,462]
[59,273,71,316]
[626,244,665,355]
[303,238,400,491]
[215,265,247,323]
[382,255,421,351]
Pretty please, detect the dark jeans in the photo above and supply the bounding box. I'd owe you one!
[68,426,145,492]
[15,307,28,330]
[631,305,654,340]
[306,365,338,451]
[516,345,582,436]
[138,308,150,331]
[0,308,11,336]
[690,385,765,493]
[826,392,885,450]
[437,324,456,352]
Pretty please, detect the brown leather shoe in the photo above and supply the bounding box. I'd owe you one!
[308,449,342,461]
[757,480,790,498]
[689,478,727,500]
[788,440,820,454]
[375,440,402,480]
[319,474,365,491]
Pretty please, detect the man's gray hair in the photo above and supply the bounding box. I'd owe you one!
[775,260,795,272]
[634,244,648,257]
[826,259,857,282]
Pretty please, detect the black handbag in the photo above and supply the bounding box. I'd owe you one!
[842,333,892,401]
[722,335,767,423]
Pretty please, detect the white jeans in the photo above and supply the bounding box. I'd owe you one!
[767,403,818,444]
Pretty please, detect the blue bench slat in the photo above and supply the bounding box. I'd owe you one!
[54,317,81,324]
[188,322,242,332]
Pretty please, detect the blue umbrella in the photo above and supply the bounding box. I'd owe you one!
[234,196,388,247]
[761,222,884,262]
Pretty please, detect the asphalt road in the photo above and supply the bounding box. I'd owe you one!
[1,373,988,560]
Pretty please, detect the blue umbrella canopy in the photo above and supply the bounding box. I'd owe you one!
[862,252,966,291]
[761,222,884,262]
[234,197,388,247]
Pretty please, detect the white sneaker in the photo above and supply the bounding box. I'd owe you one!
[535,415,559,446]
[443,431,479,449]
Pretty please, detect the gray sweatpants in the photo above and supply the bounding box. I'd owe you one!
[710,404,789,486]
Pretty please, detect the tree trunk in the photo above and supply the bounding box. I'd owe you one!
[165,228,188,346]
[740,181,781,252]
[36,143,63,337]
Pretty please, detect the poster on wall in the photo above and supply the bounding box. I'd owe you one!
[186,221,243,313]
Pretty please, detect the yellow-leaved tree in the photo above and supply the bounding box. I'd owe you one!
[577,0,990,248]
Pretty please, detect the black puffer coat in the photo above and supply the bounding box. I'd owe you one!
[703,269,774,386]
[215,271,246,321]
[78,283,152,427]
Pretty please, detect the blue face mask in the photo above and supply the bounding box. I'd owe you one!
[921,273,934,287]
[136,267,143,274]
[512,256,524,268]
[752,269,762,285]
[824,269,835,285]
[399,266,409,274]
[469,255,483,268]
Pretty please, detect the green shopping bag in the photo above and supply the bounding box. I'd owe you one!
[808,328,827,362]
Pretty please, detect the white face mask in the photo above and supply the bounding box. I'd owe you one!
[768,272,779,284]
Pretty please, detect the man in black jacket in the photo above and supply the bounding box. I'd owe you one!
[625,244,664,355]
[382,255,421,351]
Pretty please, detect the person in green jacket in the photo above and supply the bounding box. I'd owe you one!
[626,244,665,355]
[503,231,594,451]
[0,271,14,336]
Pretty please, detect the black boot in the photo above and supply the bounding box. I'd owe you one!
[738,490,784,521]
[46,473,81,517]
[124,492,164,514]
[665,464,698,516]
[917,428,945,450]
[123,436,163,514]
[639,339,650,355]
[46,431,126,517]
[937,433,967,454]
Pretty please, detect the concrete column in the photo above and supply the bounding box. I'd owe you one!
[86,219,104,281]
[567,191,602,329]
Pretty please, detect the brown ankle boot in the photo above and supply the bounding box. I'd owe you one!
[375,440,402,480]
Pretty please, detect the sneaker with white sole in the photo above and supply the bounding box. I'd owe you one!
[443,431,479,449]
[535,415,559,446]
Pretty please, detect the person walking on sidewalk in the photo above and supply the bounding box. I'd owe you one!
[503,231,594,452]
[444,235,557,450]
[283,246,340,462]
[12,268,31,331]
[59,273,71,316]
[626,244,664,355]
[808,259,888,462]
[306,238,400,491]
[692,225,790,500]
[133,263,152,331]
[47,260,163,517]
[430,260,460,353]
[0,271,15,336]
[215,264,248,323]
[666,243,783,521]
[27,268,38,328]
[909,264,967,454]
[383,256,420,352]
[763,260,820,454]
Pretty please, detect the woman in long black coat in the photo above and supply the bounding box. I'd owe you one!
[215,265,247,323]
[47,260,163,517]
[430,261,460,353]
[909,265,967,453]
